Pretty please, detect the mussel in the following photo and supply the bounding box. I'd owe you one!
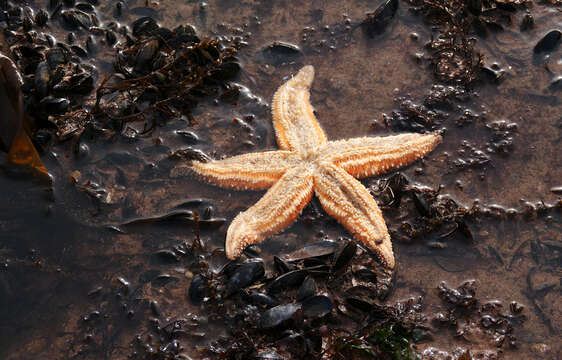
[225,260,265,296]
[259,303,301,329]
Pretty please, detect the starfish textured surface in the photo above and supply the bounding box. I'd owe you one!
[192,66,441,268]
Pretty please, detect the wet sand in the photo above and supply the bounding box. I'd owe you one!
[0,0,560,359]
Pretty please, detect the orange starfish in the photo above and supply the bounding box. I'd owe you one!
[192,66,441,268]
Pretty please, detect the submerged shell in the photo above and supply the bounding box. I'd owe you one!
[332,240,357,272]
[302,295,332,318]
[132,16,159,37]
[61,9,93,29]
[225,261,264,296]
[259,303,301,329]
[189,274,210,305]
[296,276,316,301]
[283,241,338,262]
[534,30,561,54]
[269,269,308,293]
[134,39,159,73]
[361,0,398,37]
[34,61,50,99]
[245,291,280,308]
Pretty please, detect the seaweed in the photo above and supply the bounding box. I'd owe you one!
[407,0,530,85]
[408,0,483,85]
[2,15,243,142]
[329,323,420,360]
[369,172,561,245]
[89,30,242,139]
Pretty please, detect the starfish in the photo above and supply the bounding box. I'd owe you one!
[192,66,441,268]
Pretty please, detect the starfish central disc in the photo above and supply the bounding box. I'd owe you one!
[192,66,442,269]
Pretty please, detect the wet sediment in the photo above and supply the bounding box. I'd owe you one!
[0,0,560,359]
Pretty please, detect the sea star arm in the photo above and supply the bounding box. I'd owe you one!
[192,150,299,190]
[314,162,395,268]
[225,166,314,259]
[271,65,327,153]
[319,133,441,179]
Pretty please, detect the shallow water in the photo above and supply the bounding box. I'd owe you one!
[0,0,560,359]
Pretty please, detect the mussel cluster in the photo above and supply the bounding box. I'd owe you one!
[91,17,242,139]
[1,0,243,143]
[132,237,527,359]
[0,0,111,126]
[4,45,93,124]
[179,239,407,358]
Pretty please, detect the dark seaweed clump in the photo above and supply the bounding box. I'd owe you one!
[370,172,561,245]
[326,323,419,360]
[2,3,243,142]
[381,1,538,174]
[64,23,242,140]
[408,0,482,85]
[382,86,519,173]
[123,237,424,359]
[407,0,530,85]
